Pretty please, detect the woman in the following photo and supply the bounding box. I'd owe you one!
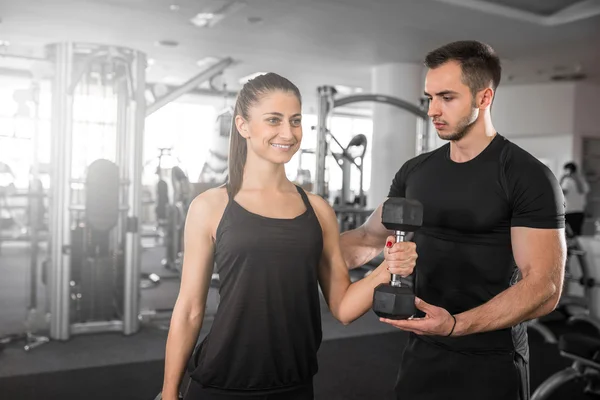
[161,73,416,400]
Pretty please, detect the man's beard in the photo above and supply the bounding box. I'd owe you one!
[437,107,479,142]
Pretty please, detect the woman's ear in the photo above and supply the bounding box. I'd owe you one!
[235,115,249,139]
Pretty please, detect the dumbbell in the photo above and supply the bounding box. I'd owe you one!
[154,392,183,400]
[372,197,423,320]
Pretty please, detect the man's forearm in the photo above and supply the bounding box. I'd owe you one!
[453,274,559,336]
[340,227,384,269]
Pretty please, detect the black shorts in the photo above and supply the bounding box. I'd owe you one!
[395,334,530,400]
[183,379,314,400]
[566,212,585,236]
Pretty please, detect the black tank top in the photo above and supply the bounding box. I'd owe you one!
[189,185,324,394]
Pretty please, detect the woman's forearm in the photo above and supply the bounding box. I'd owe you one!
[337,262,390,324]
[162,305,204,399]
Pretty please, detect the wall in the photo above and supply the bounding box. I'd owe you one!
[509,135,573,178]
[574,82,600,222]
[492,82,578,177]
[574,82,600,164]
[493,82,577,138]
[425,82,578,177]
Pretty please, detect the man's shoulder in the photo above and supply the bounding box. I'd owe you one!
[401,144,447,175]
[499,136,554,176]
[500,136,543,165]
[499,136,562,199]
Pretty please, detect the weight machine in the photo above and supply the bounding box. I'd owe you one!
[531,234,600,399]
[527,226,600,344]
[0,43,236,355]
[313,86,429,236]
[47,42,146,339]
[163,165,192,272]
[313,86,430,201]
[0,79,51,352]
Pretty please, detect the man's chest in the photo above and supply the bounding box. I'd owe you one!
[404,162,511,233]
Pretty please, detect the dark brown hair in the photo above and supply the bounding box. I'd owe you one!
[425,40,501,99]
[227,72,302,197]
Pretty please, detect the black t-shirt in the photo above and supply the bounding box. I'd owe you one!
[388,133,565,357]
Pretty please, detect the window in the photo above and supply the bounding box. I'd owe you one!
[144,102,216,185]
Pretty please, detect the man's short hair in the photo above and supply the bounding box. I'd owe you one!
[564,162,577,173]
[425,41,502,98]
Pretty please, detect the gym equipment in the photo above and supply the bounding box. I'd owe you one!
[142,148,192,272]
[0,332,48,353]
[154,149,173,224]
[153,356,193,400]
[334,206,373,233]
[22,115,49,348]
[527,227,600,344]
[47,42,147,340]
[6,41,233,344]
[373,197,423,320]
[0,163,16,252]
[68,159,124,323]
[198,107,232,184]
[153,393,183,400]
[336,133,368,207]
[531,332,600,399]
[0,80,50,352]
[162,166,192,271]
[314,86,430,200]
[323,131,367,208]
[561,229,600,305]
[301,128,370,230]
[154,380,191,400]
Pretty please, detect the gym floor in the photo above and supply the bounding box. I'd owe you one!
[1,239,599,399]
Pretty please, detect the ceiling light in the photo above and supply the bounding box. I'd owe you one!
[550,72,586,82]
[191,13,222,28]
[169,4,180,11]
[196,13,215,20]
[0,40,10,47]
[190,1,247,28]
[155,40,179,48]
[247,16,263,24]
[334,85,363,95]
[238,72,267,84]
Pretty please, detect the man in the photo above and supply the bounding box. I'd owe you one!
[340,41,566,400]
[560,161,589,236]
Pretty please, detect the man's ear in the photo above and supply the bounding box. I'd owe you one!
[477,87,494,110]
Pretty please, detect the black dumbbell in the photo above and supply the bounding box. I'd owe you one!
[153,392,183,400]
[372,197,423,320]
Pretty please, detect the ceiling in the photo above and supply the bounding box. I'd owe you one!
[0,0,599,109]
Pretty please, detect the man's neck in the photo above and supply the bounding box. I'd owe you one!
[449,115,496,163]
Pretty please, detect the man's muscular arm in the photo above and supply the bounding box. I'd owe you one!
[380,227,566,336]
[339,204,390,269]
[452,227,566,336]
